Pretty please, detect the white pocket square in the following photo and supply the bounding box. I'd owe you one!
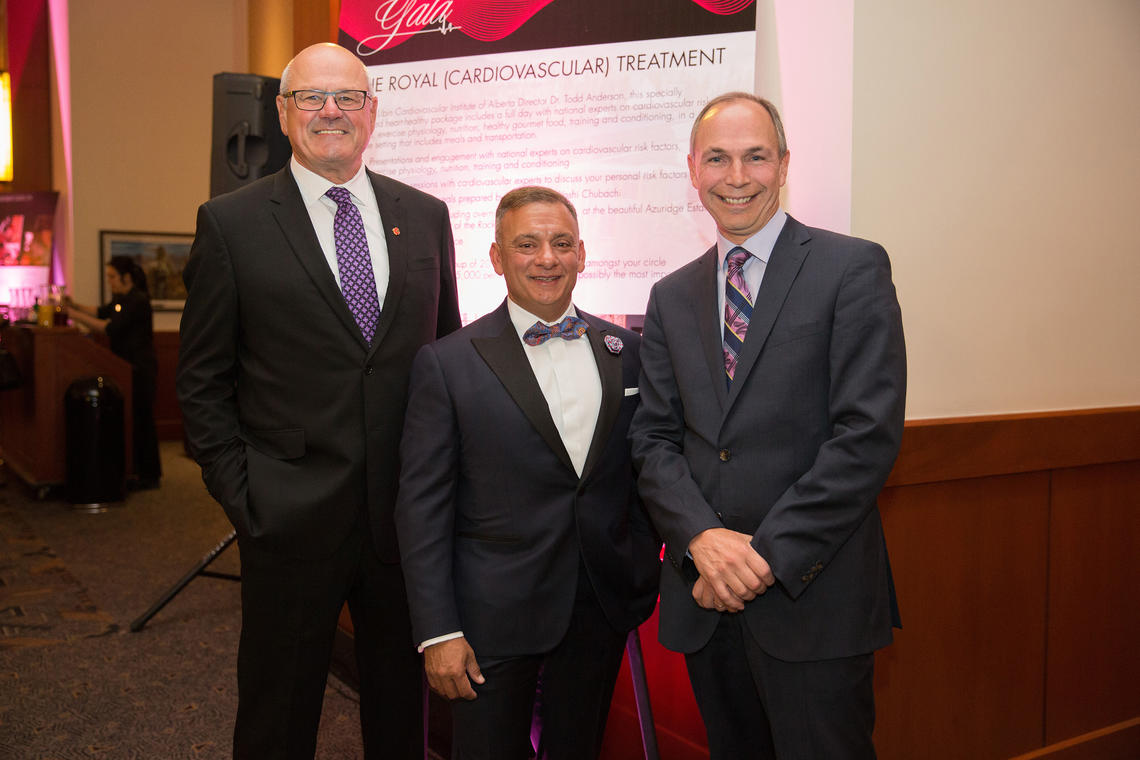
[624,387,640,397]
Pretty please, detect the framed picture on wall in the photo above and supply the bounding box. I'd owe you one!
[99,230,193,311]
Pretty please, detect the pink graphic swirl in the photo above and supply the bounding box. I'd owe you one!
[340,0,753,53]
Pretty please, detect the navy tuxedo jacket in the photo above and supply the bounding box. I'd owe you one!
[395,303,660,656]
[631,215,906,662]
[177,166,461,560]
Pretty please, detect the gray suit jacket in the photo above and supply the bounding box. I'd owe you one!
[177,166,461,560]
[630,214,905,661]
[395,303,660,656]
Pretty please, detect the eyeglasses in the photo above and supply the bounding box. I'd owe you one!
[282,89,371,111]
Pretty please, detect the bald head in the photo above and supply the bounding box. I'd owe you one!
[280,43,368,94]
[276,43,377,185]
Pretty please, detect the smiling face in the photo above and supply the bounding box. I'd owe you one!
[688,98,790,244]
[276,43,377,185]
[490,201,586,323]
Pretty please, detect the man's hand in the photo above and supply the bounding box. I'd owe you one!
[424,637,484,700]
[689,528,775,612]
[692,575,729,611]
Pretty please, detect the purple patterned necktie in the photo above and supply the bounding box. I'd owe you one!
[723,246,753,385]
[523,316,588,346]
[327,186,380,344]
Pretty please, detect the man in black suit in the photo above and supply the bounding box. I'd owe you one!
[394,186,660,760]
[177,43,460,759]
[630,93,906,758]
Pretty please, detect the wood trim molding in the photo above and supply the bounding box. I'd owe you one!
[1007,717,1140,760]
[887,406,1140,487]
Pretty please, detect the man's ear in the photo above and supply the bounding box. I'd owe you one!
[276,95,289,136]
[489,242,505,276]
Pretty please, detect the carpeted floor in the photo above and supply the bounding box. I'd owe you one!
[0,442,366,759]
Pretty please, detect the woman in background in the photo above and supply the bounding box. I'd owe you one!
[66,256,161,488]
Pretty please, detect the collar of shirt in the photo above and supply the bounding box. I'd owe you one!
[290,157,378,217]
[716,207,788,269]
[505,298,581,343]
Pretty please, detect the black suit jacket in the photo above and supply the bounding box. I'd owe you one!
[630,215,906,662]
[177,166,461,560]
[394,303,660,657]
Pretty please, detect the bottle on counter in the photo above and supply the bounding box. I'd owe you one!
[50,285,67,326]
[36,297,55,328]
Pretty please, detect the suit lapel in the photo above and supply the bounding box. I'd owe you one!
[691,247,730,410]
[367,171,407,358]
[579,312,623,483]
[472,306,576,474]
[725,216,811,410]
[268,169,362,343]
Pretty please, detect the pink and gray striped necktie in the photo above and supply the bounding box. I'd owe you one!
[723,246,753,386]
[327,186,380,344]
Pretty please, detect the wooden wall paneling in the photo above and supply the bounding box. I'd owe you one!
[873,473,1051,760]
[887,408,1140,488]
[1045,461,1140,744]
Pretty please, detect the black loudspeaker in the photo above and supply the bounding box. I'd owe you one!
[209,72,292,198]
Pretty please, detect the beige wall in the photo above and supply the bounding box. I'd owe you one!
[66,0,247,330]
[852,0,1140,417]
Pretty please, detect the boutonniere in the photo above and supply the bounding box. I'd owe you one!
[603,334,623,354]
[392,227,401,236]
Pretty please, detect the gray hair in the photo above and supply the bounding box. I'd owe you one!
[689,92,788,158]
[494,186,578,245]
[279,60,293,94]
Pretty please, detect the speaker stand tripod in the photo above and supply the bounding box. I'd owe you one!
[130,530,239,632]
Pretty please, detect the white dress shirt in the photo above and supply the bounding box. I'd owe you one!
[290,157,390,309]
[716,207,788,322]
[506,299,602,478]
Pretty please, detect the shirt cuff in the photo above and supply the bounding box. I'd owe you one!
[417,631,464,653]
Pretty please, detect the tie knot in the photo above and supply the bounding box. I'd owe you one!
[727,246,751,271]
[523,316,588,346]
[326,186,352,207]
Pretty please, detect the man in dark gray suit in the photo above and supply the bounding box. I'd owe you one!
[395,186,660,759]
[630,93,906,759]
[177,43,460,759]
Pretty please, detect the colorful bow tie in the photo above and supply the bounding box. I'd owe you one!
[523,316,588,346]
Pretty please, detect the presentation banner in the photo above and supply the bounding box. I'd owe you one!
[340,0,756,321]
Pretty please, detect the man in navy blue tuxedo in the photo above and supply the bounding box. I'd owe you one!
[395,186,660,760]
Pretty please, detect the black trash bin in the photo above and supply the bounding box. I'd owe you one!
[65,376,125,509]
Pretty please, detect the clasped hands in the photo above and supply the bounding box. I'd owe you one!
[689,528,775,613]
[422,529,773,699]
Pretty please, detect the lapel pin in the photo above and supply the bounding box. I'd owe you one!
[392,227,401,236]
[603,334,623,354]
